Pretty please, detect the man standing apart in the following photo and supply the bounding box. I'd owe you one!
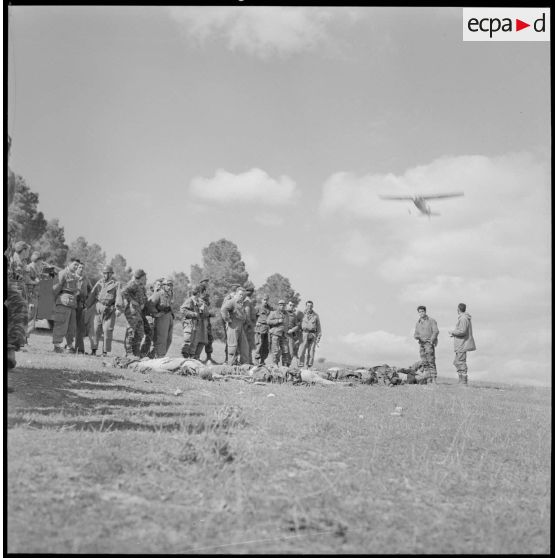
[285,300,302,365]
[87,264,120,356]
[147,277,175,358]
[221,286,249,365]
[267,300,291,366]
[254,295,273,365]
[449,302,476,385]
[414,305,439,384]
[52,258,81,353]
[298,301,322,368]
[117,269,148,357]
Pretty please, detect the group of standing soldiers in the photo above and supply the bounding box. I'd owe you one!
[9,246,324,370]
[219,284,322,368]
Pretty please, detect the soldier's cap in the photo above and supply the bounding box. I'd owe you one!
[245,285,254,293]
[199,278,209,284]
[230,283,240,291]
[134,268,146,279]
[163,277,173,285]
[278,299,286,305]
[14,241,28,252]
[30,251,41,262]
[103,264,114,274]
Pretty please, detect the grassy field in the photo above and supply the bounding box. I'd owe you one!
[6,321,552,554]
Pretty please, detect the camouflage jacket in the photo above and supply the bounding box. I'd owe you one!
[118,278,148,311]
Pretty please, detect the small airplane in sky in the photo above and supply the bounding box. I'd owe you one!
[379,192,464,217]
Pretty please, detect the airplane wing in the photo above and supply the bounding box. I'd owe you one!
[420,192,464,200]
[379,195,415,200]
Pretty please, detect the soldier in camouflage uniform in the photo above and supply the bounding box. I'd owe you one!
[199,279,218,364]
[180,285,209,359]
[146,277,175,358]
[254,295,273,365]
[117,269,148,357]
[298,301,322,368]
[267,300,291,366]
[86,264,120,356]
[6,136,28,371]
[8,241,31,343]
[140,278,162,357]
[220,286,249,364]
[414,305,439,384]
[52,258,81,352]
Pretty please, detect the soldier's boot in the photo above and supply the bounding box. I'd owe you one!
[91,349,97,356]
[461,374,468,385]
[181,343,190,359]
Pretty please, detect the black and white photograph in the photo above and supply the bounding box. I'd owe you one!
[6,5,552,554]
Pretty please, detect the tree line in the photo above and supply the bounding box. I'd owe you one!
[7,174,301,337]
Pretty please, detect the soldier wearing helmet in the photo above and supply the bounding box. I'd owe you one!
[86,263,120,356]
[145,276,175,357]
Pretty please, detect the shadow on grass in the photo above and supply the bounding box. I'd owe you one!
[6,367,209,432]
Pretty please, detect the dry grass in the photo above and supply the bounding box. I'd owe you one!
[6,324,552,554]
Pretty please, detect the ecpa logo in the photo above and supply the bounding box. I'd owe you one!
[463,8,550,41]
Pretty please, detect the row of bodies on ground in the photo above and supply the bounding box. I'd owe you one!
[111,355,432,386]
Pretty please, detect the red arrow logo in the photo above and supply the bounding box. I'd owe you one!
[516,19,530,31]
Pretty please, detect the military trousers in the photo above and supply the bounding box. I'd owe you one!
[139,314,154,357]
[124,308,144,357]
[226,324,250,364]
[286,334,300,364]
[6,282,28,351]
[26,288,38,337]
[94,303,116,353]
[154,313,174,358]
[245,328,255,364]
[203,320,214,357]
[453,351,468,376]
[270,334,290,366]
[298,331,318,368]
[52,304,76,346]
[419,341,437,380]
[254,331,269,364]
[75,305,87,352]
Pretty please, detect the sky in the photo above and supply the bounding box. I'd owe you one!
[6,6,552,386]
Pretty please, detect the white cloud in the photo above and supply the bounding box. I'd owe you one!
[168,7,340,58]
[319,151,551,386]
[189,168,298,206]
